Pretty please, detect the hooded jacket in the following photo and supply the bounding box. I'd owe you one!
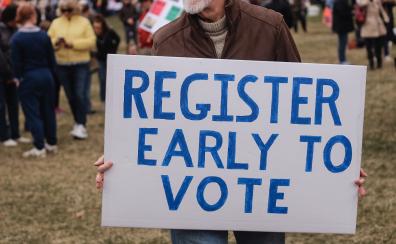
[153,0,301,62]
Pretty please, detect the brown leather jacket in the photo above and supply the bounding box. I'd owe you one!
[152,0,301,62]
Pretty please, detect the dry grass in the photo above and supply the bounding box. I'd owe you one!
[0,16,395,244]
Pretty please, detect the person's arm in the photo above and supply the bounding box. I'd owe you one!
[47,21,59,47]
[70,20,96,51]
[275,19,301,62]
[108,29,121,54]
[379,1,390,23]
[45,34,57,78]
[10,38,23,81]
[0,48,13,82]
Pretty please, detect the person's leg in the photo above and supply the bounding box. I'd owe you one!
[338,32,348,63]
[301,10,307,32]
[171,230,228,244]
[4,83,20,139]
[364,38,375,69]
[53,71,61,109]
[57,65,78,121]
[0,82,9,141]
[18,83,45,150]
[234,231,285,244]
[40,72,57,146]
[375,36,384,68]
[98,60,107,103]
[84,66,92,113]
[73,63,89,125]
[293,12,298,33]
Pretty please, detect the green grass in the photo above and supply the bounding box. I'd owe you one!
[0,16,395,243]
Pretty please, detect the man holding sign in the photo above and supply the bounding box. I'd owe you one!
[95,0,367,243]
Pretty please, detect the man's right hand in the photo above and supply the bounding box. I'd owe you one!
[94,155,113,190]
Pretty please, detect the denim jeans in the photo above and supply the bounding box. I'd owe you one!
[171,230,285,244]
[57,63,89,125]
[98,59,107,102]
[337,32,348,63]
[18,68,57,149]
[0,82,20,141]
[84,69,92,113]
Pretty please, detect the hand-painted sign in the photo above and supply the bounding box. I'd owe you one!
[102,55,367,234]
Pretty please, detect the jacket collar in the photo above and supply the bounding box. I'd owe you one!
[187,0,241,34]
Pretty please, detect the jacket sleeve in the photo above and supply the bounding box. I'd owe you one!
[10,38,23,80]
[71,21,96,51]
[47,21,58,46]
[275,19,301,62]
[45,34,57,77]
[0,48,13,82]
[108,29,120,53]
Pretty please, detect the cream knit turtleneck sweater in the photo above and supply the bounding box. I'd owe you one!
[198,15,228,58]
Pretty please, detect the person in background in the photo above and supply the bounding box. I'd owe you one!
[48,0,96,139]
[119,0,139,45]
[92,14,120,104]
[79,0,95,21]
[382,0,395,61]
[262,0,294,28]
[79,0,95,114]
[357,0,389,69]
[292,0,308,32]
[332,0,354,64]
[10,2,57,157]
[137,0,153,54]
[0,4,30,147]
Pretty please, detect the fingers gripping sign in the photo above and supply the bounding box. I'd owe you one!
[94,155,113,190]
[355,168,368,198]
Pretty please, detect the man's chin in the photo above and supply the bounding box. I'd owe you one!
[183,0,212,14]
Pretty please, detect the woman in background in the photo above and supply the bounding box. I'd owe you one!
[332,0,354,64]
[48,0,95,139]
[92,14,120,104]
[357,0,389,69]
[10,2,57,158]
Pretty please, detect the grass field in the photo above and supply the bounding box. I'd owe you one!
[0,15,395,244]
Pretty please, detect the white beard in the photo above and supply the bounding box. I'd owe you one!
[183,0,212,14]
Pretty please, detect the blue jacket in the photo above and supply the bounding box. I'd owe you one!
[10,26,56,80]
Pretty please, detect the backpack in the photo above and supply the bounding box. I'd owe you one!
[355,5,368,26]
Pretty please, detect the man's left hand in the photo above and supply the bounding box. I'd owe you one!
[355,168,368,198]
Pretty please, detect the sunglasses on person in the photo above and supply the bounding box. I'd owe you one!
[61,8,73,13]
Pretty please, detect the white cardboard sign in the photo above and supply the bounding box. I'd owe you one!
[102,55,367,234]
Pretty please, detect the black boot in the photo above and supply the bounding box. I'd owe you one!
[377,57,383,69]
[369,58,375,70]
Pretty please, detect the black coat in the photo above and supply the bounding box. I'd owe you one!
[0,48,12,82]
[264,0,294,28]
[332,0,355,34]
[96,28,120,62]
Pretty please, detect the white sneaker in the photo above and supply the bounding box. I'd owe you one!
[70,124,78,134]
[3,139,18,147]
[71,124,88,139]
[22,148,46,158]
[385,55,393,63]
[17,137,31,144]
[45,143,58,153]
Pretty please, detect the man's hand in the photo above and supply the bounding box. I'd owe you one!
[355,168,368,198]
[94,155,113,190]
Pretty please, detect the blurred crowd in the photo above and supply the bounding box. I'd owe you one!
[0,0,395,158]
[0,0,153,158]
